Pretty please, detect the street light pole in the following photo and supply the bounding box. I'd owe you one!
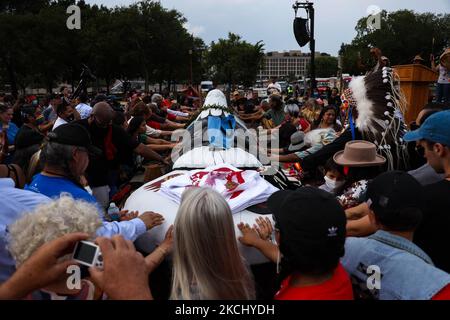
[189,49,193,85]
[309,4,316,90]
[293,1,316,90]
[189,33,194,85]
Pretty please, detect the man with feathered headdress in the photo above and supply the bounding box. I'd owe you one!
[301,67,408,172]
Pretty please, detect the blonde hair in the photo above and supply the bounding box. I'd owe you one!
[26,149,42,183]
[171,187,255,300]
[8,195,102,266]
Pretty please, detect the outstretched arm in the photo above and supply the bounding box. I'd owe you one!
[237,223,278,263]
[430,54,439,72]
[134,143,168,164]
[145,226,173,274]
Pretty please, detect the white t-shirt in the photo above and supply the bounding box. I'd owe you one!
[438,65,450,84]
[127,116,161,137]
[52,117,67,131]
[76,103,93,119]
[267,82,282,93]
[167,108,189,117]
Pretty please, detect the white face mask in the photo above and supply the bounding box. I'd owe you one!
[324,176,345,190]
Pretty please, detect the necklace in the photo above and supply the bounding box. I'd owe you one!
[42,170,67,178]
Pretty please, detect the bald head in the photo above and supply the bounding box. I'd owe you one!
[92,102,114,128]
[93,102,113,116]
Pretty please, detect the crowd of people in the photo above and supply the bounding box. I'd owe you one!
[0,59,450,300]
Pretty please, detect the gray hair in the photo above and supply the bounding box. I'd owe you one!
[284,103,300,115]
[8,195,102,266]
[171,187,255,300]
[151,94,163,104]
[40,141,84,185]
[41,141,76,169]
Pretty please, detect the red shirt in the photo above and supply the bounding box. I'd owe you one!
[432,284,450,300]
[147,120,161,130]
[275,263,354,300]
[298,118,310,131]
[162,99,172,108]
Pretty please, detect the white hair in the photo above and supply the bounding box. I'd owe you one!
[171,187,255,300]
[8,195,102,266]
[151,94,163,104]
[284,103,300,115]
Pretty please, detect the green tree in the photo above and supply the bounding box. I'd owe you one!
[0,0,207,96]
[340,10,449,75]
[112,0,203,91]
[0,0,50,14]
[307,56,338,77]
[206,33,264,95]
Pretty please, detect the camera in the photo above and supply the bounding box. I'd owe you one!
[72,241,103,270]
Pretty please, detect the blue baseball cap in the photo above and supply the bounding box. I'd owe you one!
[404,110,450,146]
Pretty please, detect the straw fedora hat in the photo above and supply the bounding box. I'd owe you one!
[333,140,386,167]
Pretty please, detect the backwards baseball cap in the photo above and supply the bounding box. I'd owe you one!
[404,110,450,146]
[366,171,423,231]
[48,123,101,156]
[268,187,346,272]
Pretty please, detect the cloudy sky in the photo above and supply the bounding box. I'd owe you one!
[85,0,449,56]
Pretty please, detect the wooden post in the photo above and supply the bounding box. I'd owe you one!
[393,64,438,125]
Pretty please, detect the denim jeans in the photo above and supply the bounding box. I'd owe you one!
[436,83,450,103]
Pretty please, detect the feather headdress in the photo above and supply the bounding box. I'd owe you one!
[341,67,408,170]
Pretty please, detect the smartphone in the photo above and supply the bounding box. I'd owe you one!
[72,241,103,269]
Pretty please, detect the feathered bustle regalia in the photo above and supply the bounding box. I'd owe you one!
[341,67,409,170]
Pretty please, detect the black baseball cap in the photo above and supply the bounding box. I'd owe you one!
[49,123,101,156]
[366,171,423,231]
[268,187,346,262]
[20,104,37,117]
[92,94,107,106]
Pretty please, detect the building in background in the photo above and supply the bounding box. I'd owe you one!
[257,50,325,81]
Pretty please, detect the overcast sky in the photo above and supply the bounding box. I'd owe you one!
[85,0,449,56]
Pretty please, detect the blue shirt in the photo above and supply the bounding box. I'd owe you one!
[1,177,147,283]
[342,230,450,300]
[0,178,51,283]
[26,174,98,205]
[43,105,57,122]
[0,122,19,145]
[25,174,146,241]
